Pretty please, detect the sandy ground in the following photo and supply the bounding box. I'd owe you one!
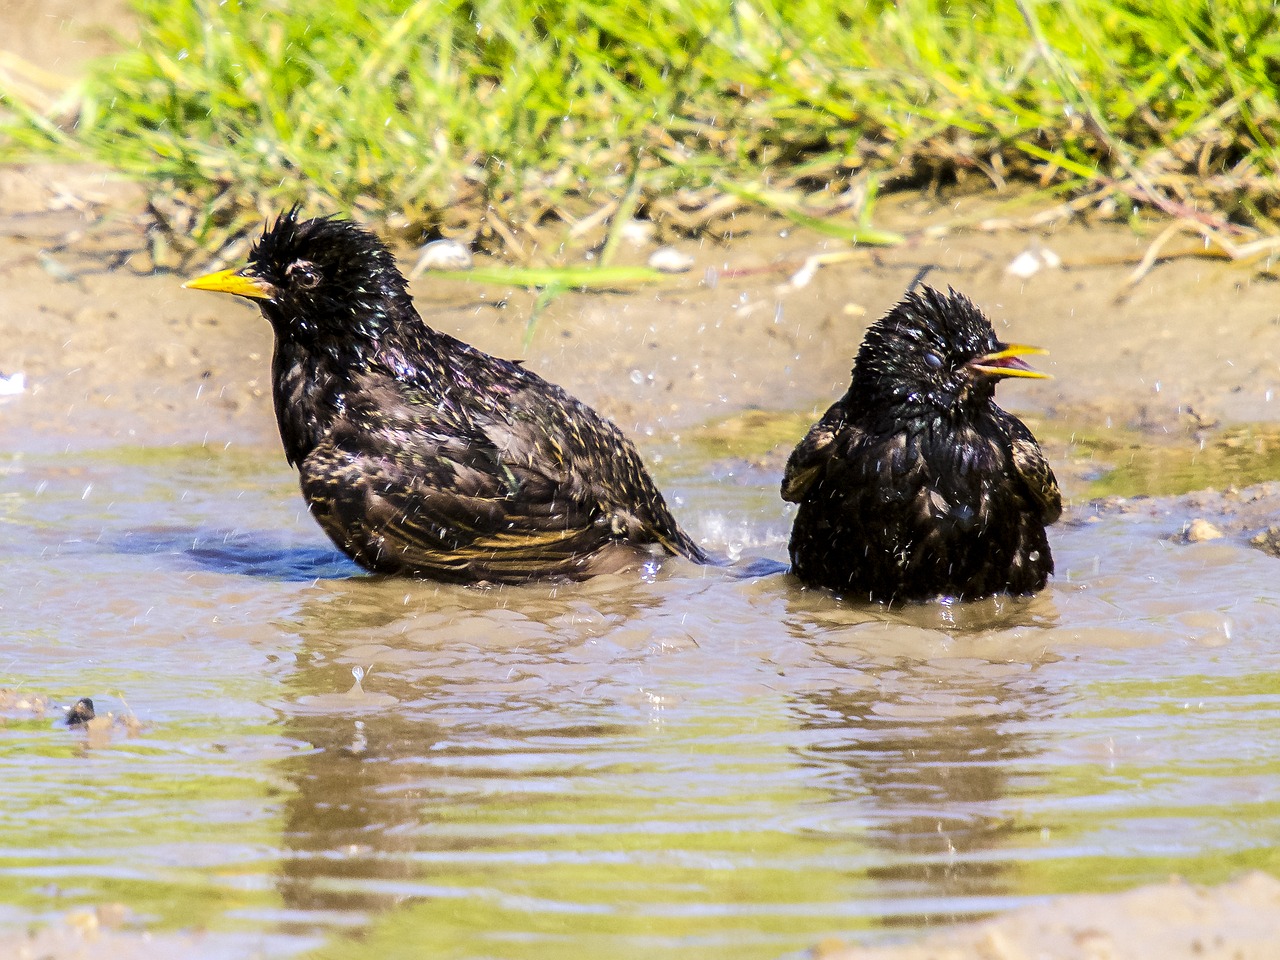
[0,0,129,73]
[819,871,1280,960]
[4,4,1280,959]
[8,874,1280,960]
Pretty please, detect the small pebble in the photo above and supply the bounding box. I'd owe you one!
[619,219,655,245]
[1183,518,1225,543]
[1006,245,1062,279]
[1006,250,1042,279]
[66,697,95,726]
[647,246,695,273]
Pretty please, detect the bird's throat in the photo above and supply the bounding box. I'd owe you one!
[271,339,343,468]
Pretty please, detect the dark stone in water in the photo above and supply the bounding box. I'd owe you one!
[65,698,95,727]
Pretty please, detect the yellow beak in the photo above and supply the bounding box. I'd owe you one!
[968,343,1051,380]
[182,267,276,301]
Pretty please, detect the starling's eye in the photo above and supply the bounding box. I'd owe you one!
[286,260,321,290]
[923,351,945,371]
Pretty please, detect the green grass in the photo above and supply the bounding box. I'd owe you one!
[2,0,1278,263]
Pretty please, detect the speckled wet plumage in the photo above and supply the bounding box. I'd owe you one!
[781,286,1061,603]
[186,210,708,583]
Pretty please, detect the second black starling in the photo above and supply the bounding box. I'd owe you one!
[782,286,1061,603]
[184,210,708,583]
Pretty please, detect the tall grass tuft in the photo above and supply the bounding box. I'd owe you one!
[2,0,1278,262]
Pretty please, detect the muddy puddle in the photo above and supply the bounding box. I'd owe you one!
[3,384,1280,958]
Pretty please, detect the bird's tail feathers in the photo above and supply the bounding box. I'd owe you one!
[658,528,725,567]
[658,531,789,579]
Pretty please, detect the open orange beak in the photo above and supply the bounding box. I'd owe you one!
[967,343,1051,380]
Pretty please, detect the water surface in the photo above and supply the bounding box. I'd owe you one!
[1,436,1278,958]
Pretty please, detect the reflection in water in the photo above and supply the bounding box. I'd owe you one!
[275,700,439,921]
[274,591,438,923]
[790,662,1053,925]
[261,571,1073,955]
[270,582,667,946]
[109,526,359,581]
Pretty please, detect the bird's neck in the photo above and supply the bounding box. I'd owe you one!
[851,383,996,434]
[271,338,343,466]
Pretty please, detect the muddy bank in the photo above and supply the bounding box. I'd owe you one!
[4,184,1280,457]
[0,0,130,75]
[5,0,1280,459]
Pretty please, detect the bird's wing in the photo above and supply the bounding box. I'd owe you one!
[999,413,1062,524]
[299,423,619,580]
[782,405,858,503]
[296,358,688,578]
[461,372,707,563]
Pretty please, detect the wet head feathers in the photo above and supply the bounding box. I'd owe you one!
[246,208,410,342]
[854,286,1012,415]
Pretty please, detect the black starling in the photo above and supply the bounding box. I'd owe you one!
[184,210,708,583]
[782,286,1060,603]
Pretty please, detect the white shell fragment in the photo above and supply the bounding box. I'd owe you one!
[410,239,474,276]
[1006,245,1063,279]
[619,219,655,246]
[790,260,819,289]
[784,250,859,291]
[0,372,26,397]
[647,246,695,273]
